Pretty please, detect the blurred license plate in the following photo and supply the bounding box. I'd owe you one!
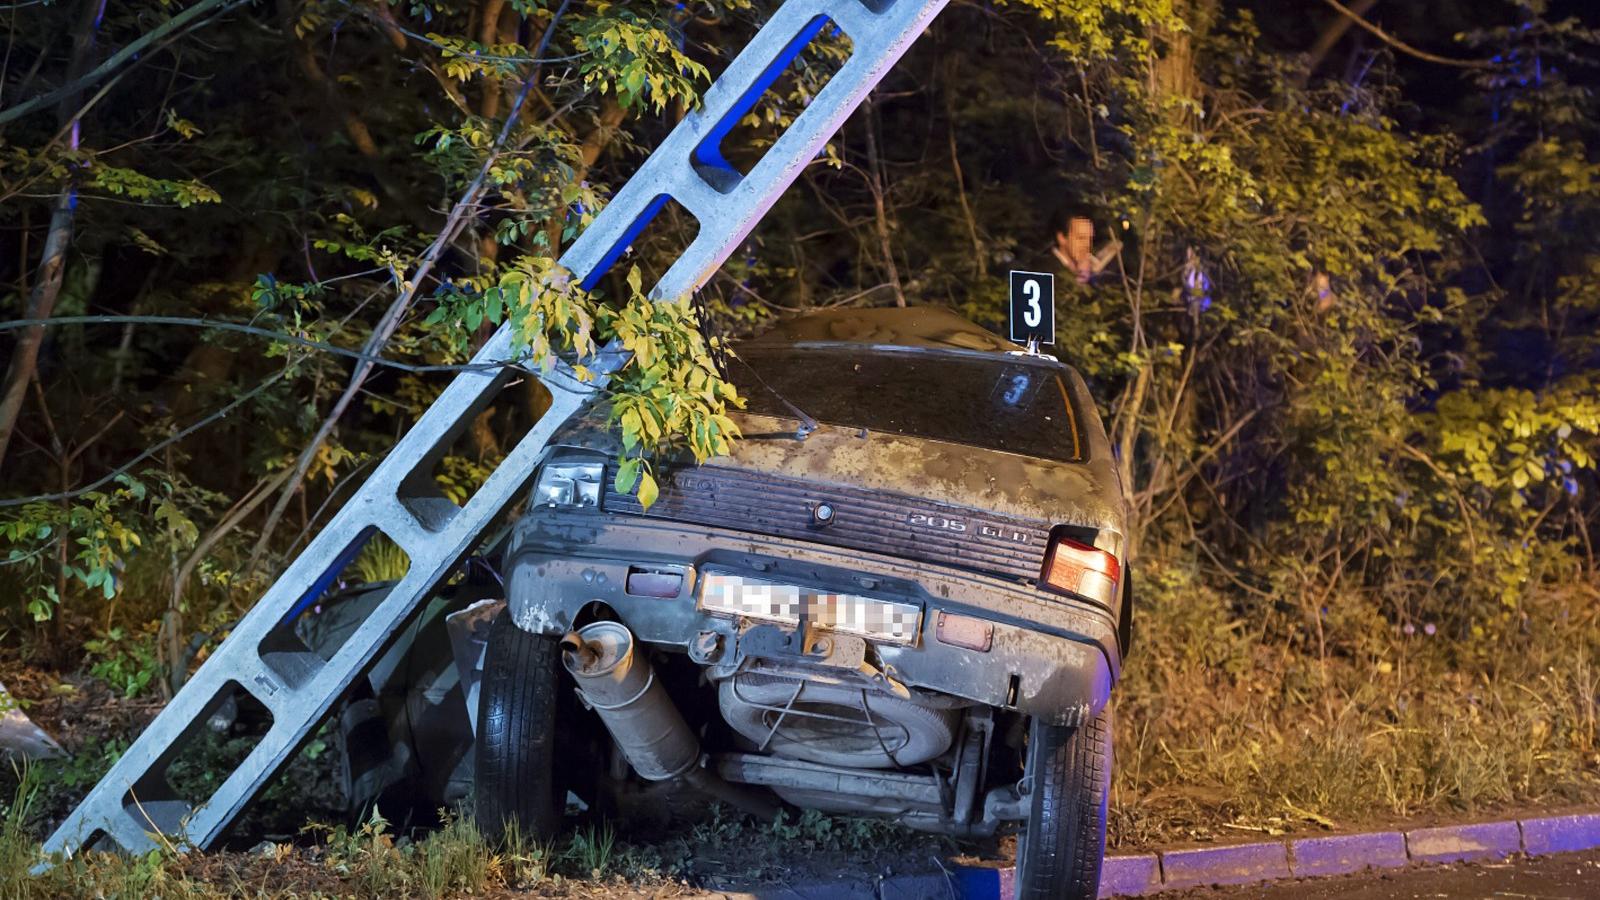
[698,572,921,644]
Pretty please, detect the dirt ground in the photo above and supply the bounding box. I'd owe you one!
[3,665,164,752]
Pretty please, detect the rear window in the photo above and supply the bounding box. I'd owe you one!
[728,347,1084,462]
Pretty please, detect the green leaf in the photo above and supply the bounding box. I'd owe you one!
[614,457,640,495]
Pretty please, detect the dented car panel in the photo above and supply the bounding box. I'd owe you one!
[506,513,1118,726]
[499,306,1131,839]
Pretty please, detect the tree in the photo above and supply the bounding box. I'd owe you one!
[1,0,1596,712]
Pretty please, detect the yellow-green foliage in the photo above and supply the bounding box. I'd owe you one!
[0,474,205,623]
[1007,0,1185,63]
[430,258,742,509]
[974,1,1600,843]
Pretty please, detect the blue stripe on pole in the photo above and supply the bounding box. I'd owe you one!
[578,193,675,292]
[692,15,834,177]
[281,528,378,623]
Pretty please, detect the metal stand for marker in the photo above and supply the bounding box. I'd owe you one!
[42,0,949,862]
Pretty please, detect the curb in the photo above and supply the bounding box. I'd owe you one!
[734,810,1600,898]
[1090,811,1600,896]
[1084,811,1600,896]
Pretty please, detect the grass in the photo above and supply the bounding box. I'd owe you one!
[495,818,556,886]
[0,788,942,900]
[565,823,615,878]
[1108,564,1600,846]
[5,807,617,899]
[6,567,1600,895]
[2,763,40,900]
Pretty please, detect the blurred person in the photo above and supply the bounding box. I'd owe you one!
[1046,204,1118,285]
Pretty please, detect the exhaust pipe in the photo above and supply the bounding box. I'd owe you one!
[560,622,697,780]
[561,622,780,819]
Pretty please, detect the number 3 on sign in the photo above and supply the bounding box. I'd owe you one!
[1008,270,1055,346]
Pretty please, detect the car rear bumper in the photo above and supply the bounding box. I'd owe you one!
[505,511,1120,727]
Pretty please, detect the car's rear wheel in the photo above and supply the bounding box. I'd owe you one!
[1014,708,1110,900]
[474,610,566,843]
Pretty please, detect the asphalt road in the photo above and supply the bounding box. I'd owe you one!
[1164,849,1600,899]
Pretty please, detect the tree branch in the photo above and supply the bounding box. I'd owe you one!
[861,98,906,308]
[1317,0,1493,70]
[1306,0,1378,75]
[0,0,239,127]
[0,0,103,469]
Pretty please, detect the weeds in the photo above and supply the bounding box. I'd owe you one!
[1,762,40,900]
[30,736,124,794]
[565,822,615,878]
[767,808,908,854]
[311,807,410,895]
[495,818,554,887]
[416,812,492,899]
[688,802,747,849]
[83,626,163,699]
[1109,566,1600,846]
[352,537,410,584]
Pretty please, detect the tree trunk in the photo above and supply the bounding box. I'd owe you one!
[541,97,626,255]
[0,0,105,470]
[1148,0,1216,123]
[283,0,436,232]
[862,99,905,308]
[478,0,509,118]
[1116,0,1217,560]
[0,192,75,469]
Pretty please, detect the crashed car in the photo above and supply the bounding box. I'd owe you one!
[475,306,1130,899]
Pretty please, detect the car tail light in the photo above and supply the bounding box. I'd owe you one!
[1040,535,1119,607]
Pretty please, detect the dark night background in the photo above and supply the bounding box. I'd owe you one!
[3,0,1600,889]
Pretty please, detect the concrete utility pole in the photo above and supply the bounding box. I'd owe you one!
[43,0,950,862]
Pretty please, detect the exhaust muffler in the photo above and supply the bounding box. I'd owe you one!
[560,621,698,780]
[561,621,780,818]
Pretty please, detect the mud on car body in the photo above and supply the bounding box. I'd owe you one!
[475,306,1130,900]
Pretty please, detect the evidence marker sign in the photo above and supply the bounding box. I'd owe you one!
[1008,270,1055,346]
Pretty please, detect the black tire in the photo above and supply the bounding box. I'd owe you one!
[1015,708,1111,900]
[474,611,565,843]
